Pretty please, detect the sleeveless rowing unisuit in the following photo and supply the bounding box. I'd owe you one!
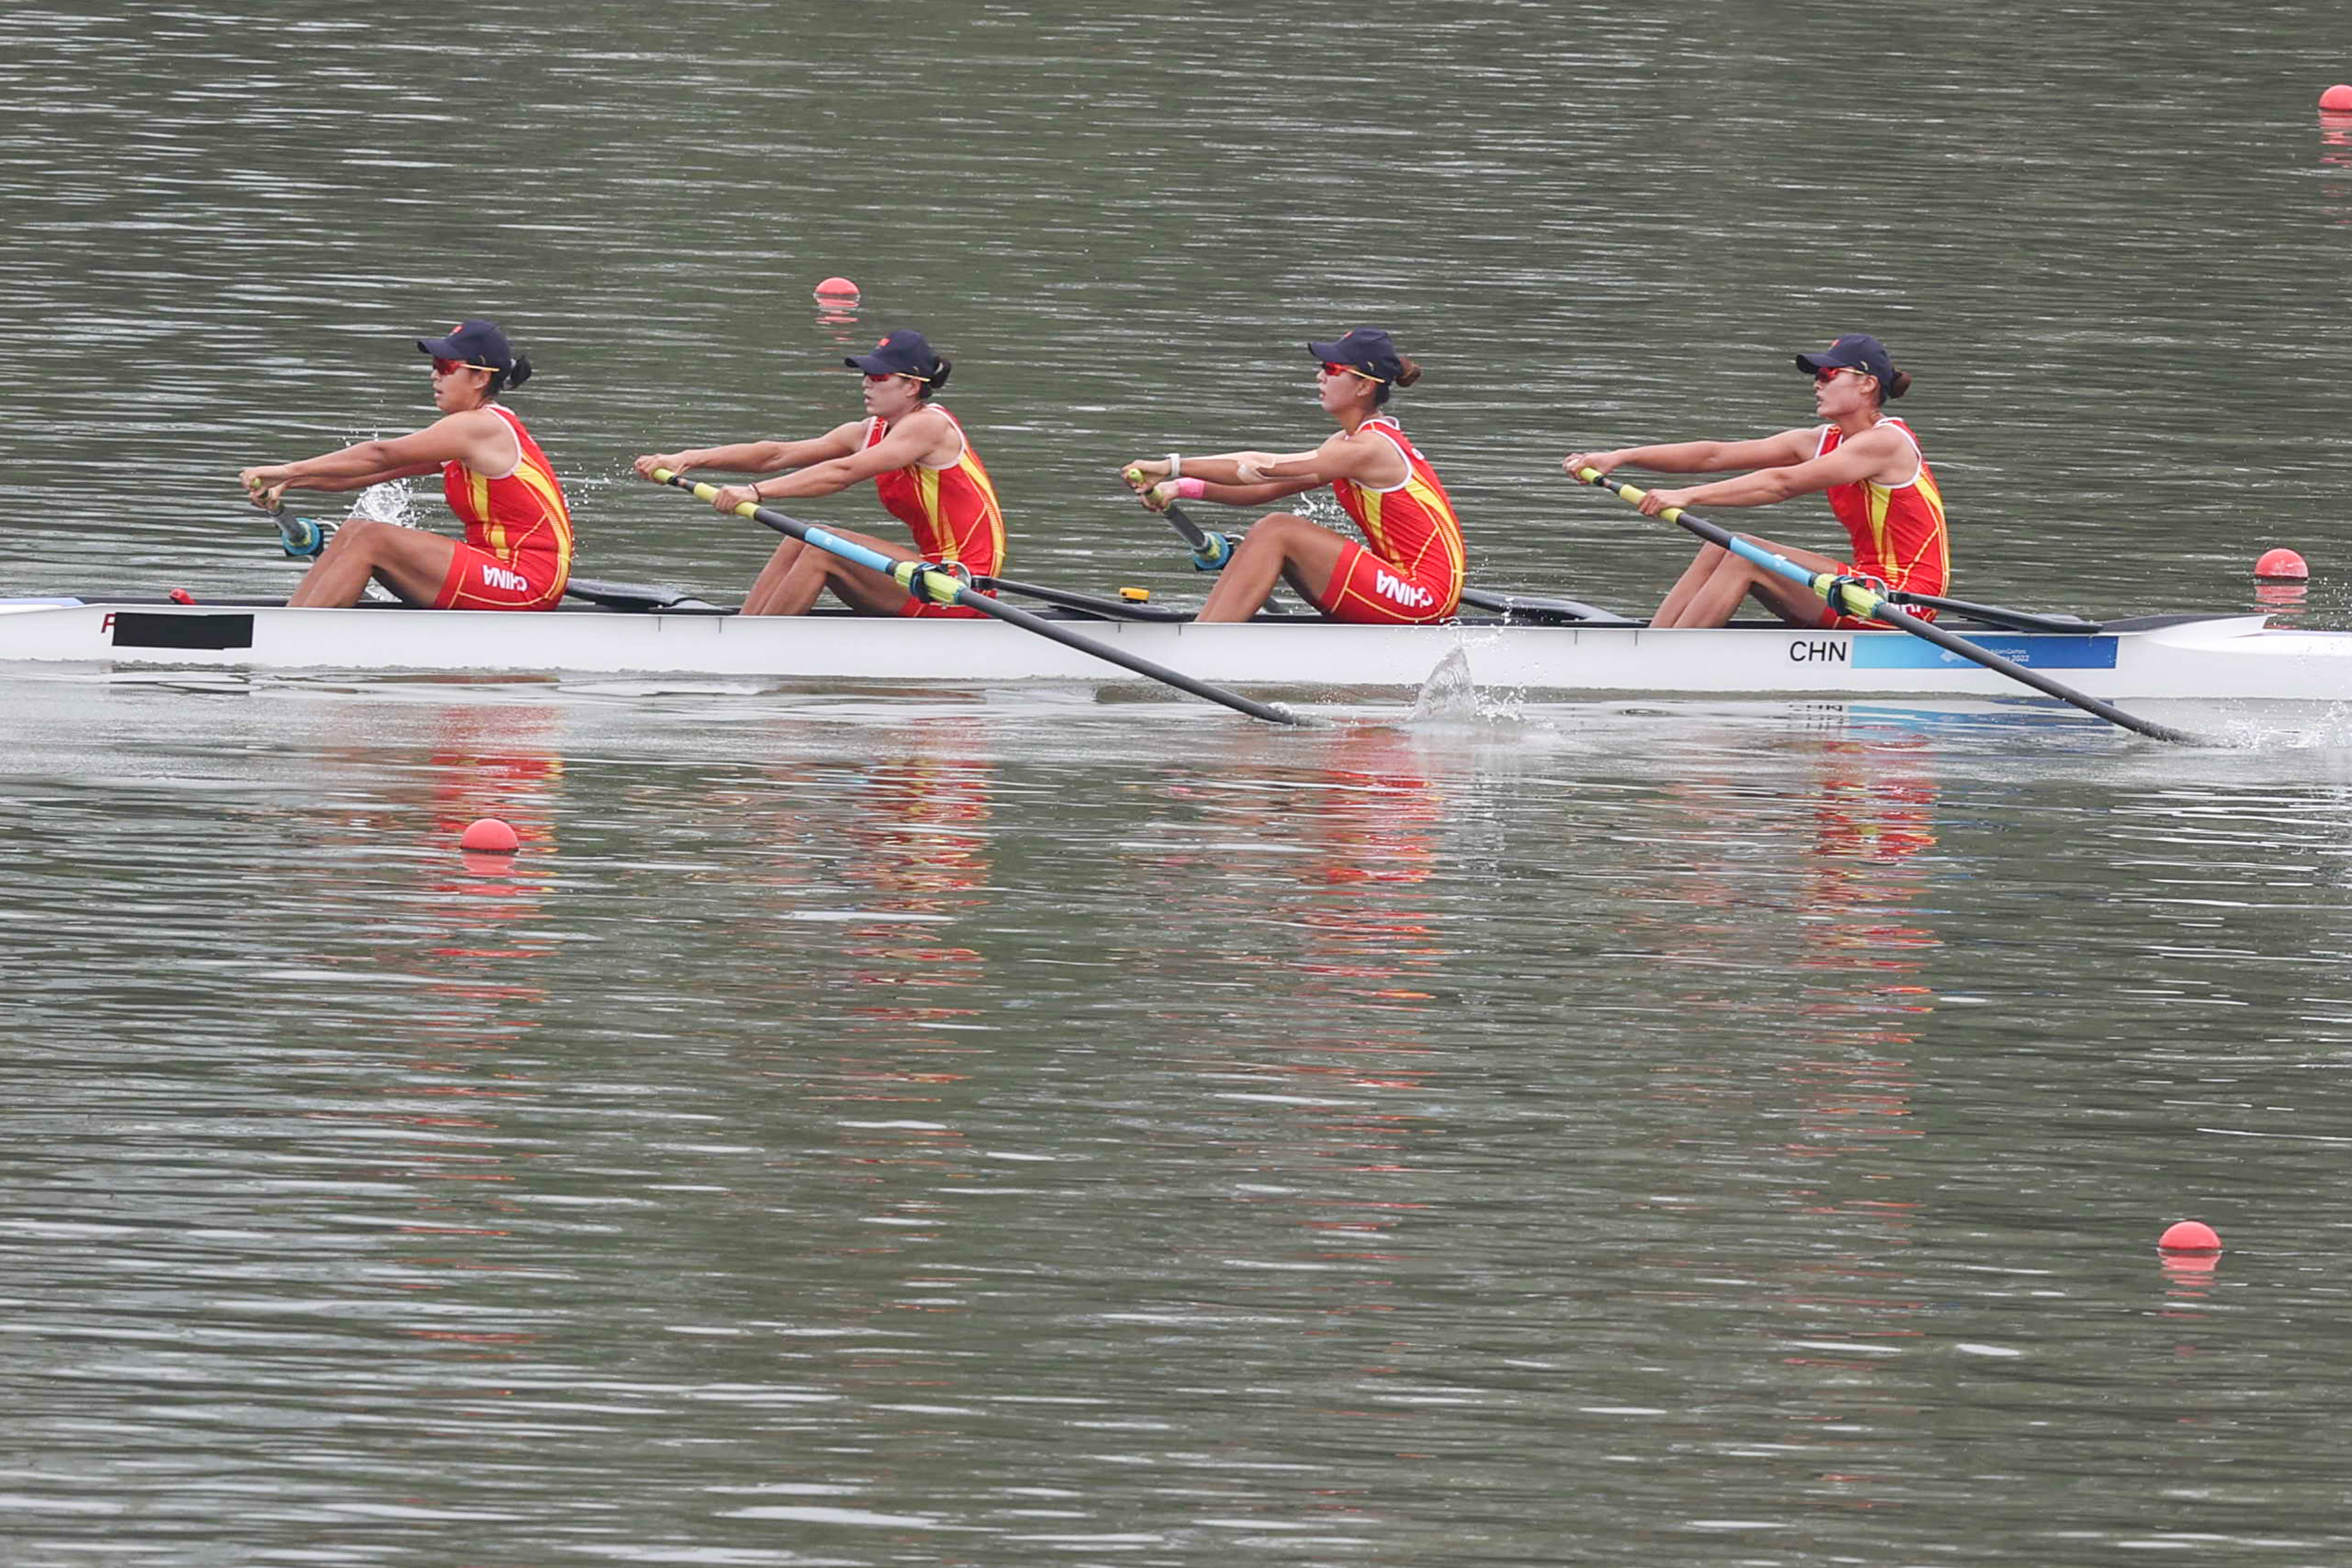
[1815,417,1947,622]
[1319,416,1466,625]
[432,404,572,611]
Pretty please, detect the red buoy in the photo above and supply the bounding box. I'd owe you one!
[459,817,520,854]
[813,276,861,300]
[2322,84,2352,112]
[2158,1220,2221,1254]
[2254,547,2309,581]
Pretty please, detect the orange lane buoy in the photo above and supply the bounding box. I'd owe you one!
[459,817,520,854]
[2254,547,2309,582]
[813,276,861,300]
[2158,1220,2221,1254]
[2321,84,2352,112]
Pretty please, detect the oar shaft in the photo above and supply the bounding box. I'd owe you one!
[1571,467,2205,745]
[1154,498,1236,571]
[652,470,1311,728]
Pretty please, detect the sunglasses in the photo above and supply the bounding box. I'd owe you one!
[1319,361,1386,383]
[432,358,497,376]
[1813,365,1871,385]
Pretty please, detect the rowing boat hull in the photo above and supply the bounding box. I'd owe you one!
[1,600,2344,701]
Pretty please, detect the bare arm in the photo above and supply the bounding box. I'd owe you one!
[241,408,515,504]
[1563,428,1820,478]
[1125,446,1325,487]
[1122,426,1399,504]
[749,408,955,501]
[1637,423,1914,514]
[633,423,865,479]
[270,461,443,494]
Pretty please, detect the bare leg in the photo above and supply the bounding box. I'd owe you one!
[287,518,459,608]
[740,537,809,615]
[1651,543,1730,626]
[1196,513,1350,623]
[1650,534,1846,628]
[739,526,926,616]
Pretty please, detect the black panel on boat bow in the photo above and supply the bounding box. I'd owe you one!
[109,611,254,650]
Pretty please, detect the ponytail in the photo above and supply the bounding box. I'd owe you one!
[1374,355,1422,406]
[1883,367,1911,400]
[487,353,533,397]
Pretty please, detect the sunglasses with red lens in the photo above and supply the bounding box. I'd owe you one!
[1813,365,1870,385]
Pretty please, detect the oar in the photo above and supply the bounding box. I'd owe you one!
[1568,466,2207,745]
[1875,589,2101,635]
[250,489,334,558]
[973,575,1195,622]
[649,470,1313,728]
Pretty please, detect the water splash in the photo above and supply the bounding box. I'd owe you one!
[350,480,419,527]
[1403,638,1533,730]
[1407,646,1479,723]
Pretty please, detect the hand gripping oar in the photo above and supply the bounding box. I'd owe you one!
[650,470,1312,728]
[1121,470,1237,571]
[249,487,334,559]
[1569,467,2207,745]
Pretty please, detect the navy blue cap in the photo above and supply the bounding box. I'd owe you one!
[1795,333,1895,387]
[845,328,942,381]
[416,319,514,374]
[1307,327,1404,382]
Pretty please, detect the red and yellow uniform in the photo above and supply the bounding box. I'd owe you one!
[1321,417,1466,625]
[1817,417,1947,629]
[865,407,1007,620]
[432,405,573,611]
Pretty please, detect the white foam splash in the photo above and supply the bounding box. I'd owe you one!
[350,479,419,526]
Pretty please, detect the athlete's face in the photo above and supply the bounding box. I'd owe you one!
[430,359,493,413]
[1811,365,1878,418]
[1316,362,1377,417]
[861,372,925,419]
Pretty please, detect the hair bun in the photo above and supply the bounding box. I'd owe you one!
[1392,357,1423,389]
[506,353,534,389]
[928,357,952,392]
[1884,368,1910,400]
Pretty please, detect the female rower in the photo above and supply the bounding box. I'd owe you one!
[631,329,1007,617]
[1562,334,1947,629]
[1120,327,1466,624]
[240,320,572,611]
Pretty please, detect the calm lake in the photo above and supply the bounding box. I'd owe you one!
[9,1,2352,1563]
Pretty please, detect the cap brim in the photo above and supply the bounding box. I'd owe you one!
[844,354,891,374]
[418,335,463,359]
[1305,340,1346,362]
[1794,350,1846,374]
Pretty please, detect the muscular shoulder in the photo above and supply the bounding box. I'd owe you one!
[1332,423,1406,481]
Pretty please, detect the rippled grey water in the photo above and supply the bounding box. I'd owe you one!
[13,0,2352,1563]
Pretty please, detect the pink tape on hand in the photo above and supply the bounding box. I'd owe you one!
[1174,477,1207,500]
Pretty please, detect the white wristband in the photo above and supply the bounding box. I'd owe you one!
[1166,452,1181,480]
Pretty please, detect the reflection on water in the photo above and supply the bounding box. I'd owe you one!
[9,680,2352,1560]
[15,0,2352,1557]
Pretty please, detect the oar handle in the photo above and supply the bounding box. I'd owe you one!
[1575,465,1873,621]
[1569,467,2207,744]
[1122,470,1234,570]
[251,487,333,559]
[648,469,1313,727]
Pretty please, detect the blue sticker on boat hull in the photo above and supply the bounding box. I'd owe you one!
[1850,634,2118,671]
